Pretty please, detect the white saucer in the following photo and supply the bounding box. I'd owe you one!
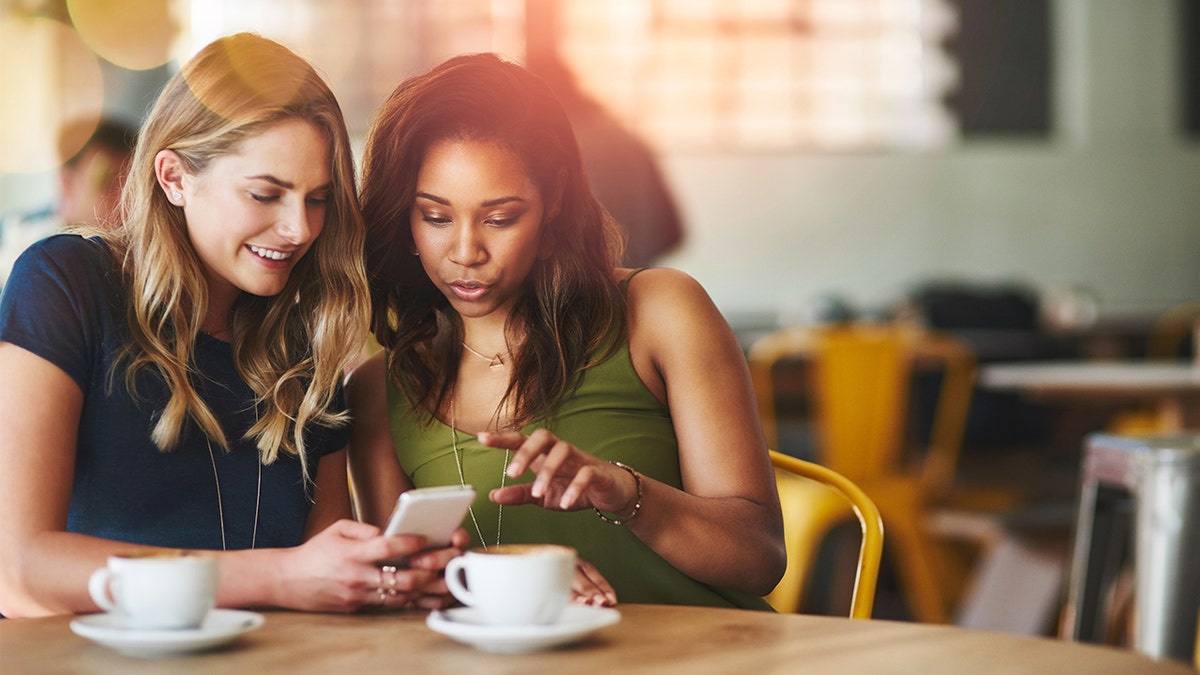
[427,604,620,654]
[70,608,264,658]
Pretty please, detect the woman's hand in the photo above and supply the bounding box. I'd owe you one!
[573,558,617,607]
[477,429,638,518]
[272,520,466,613]
[407,527,471,610]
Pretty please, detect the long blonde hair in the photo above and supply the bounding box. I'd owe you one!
[96,33,368,476]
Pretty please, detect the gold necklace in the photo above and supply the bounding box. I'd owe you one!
[461,341,508,369]
[206,438,261,550]
[449,399,510,549]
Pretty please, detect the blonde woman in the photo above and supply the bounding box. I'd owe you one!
[0,33,464,618]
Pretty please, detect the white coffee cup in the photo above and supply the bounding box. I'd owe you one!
[87,551,218,630]
[444,544,576,626]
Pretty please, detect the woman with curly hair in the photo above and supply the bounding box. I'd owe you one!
[349,53,783,609]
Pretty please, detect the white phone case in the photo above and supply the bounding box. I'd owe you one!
[383,485,476,547]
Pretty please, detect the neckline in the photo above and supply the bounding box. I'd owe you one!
[197,330,232,346]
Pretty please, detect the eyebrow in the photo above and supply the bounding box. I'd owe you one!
[247,175,332,193]
[415,191,527,208]
[247,174,294,189]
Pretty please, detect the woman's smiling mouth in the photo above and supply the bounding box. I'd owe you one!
[248,245,294,261]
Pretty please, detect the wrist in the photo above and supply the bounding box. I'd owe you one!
[595,461,643,525]
[219,548,284,609]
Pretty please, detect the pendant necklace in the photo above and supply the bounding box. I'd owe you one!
[462,341,509,369]
[206,437,262,550]
[449,398,510,549]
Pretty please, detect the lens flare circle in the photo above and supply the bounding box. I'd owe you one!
[67,0,177,71]
[0,16,105,174]
[184,37,306,124]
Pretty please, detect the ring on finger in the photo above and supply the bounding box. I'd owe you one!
[376,566,391,603]
[382,564,400,597]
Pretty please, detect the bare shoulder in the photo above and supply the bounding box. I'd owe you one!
[344,349,386,404]
[620,267,713,313]
[621,267,734,378]
[621,267,722,327]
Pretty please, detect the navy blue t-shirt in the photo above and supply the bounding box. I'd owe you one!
[0,235,348,550]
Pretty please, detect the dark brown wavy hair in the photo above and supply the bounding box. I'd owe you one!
[359,53,626,426]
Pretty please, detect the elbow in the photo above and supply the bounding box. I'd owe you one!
[747,537,788,597]
[725,519,787,597]
[749,511,788,596]
[0,556,27,617]
[725,502,788,597]
[0,545,72,618]
[0,599,42,619]
[0,574,54,619]
[768,543,788,593]
[0,587,19,618]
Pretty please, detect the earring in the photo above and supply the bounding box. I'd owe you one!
[171,191,183,203]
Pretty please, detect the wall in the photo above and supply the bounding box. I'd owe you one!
[3,1,1196,326]
[657,0,1200,325]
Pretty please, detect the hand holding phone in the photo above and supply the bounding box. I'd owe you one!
[383,485,476,562]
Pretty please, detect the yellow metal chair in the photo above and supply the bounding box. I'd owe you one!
[768,450,884,619]
[1109,299,1200,434]
[1145,299,1200,360]
[750,323,992,623]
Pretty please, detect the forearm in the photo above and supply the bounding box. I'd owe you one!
[0,531,290,617]
[0,531,144,617]
[0,530,264,614]
[621,476,786,596]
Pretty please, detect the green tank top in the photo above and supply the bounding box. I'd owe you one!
[386,322,772,611]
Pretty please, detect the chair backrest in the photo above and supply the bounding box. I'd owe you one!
[1146,299,1200,360]
[769,450,884,619]
[750,323,975,498]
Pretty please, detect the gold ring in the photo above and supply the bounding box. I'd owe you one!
[379,565,401,600]
[382,565,400,596]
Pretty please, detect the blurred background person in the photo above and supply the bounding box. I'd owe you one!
[526,32,684,267]
[0,117,138,286]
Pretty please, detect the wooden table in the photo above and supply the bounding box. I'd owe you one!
[980,360,1200,430]
[3,604,1193,673]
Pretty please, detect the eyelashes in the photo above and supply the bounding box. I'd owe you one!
[250,193,330,205]
[418,213,519,227]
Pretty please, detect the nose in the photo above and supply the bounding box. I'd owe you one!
[276,201,316,245]
[448,223,487,266]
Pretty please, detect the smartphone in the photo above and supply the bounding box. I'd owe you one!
[383,485,476,555]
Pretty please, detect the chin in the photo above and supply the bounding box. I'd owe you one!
[239,280,290,298]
